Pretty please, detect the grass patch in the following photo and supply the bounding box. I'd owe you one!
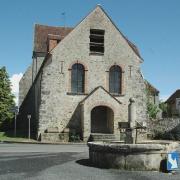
[0,131,36,142]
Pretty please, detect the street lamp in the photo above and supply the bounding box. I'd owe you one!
[27,114,31,140]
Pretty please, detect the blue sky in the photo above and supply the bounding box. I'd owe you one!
[0,0,180,101]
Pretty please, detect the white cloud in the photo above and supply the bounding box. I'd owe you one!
[160,95,169,102]
[10,73,23,105]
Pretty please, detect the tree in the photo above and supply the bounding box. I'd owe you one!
[0,66,15,128]
[147,102,159,119]
[145,88,160,119]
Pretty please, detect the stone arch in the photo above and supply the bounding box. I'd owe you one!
[68,60,88,71]
[107,64,125,71]
[91,105,114,134]
[81,89,122,141]
[87,101,117,115]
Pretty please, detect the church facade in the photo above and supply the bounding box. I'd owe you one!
[18,6,147,141]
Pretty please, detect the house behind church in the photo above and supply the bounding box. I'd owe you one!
[18,5,148,142]
[166,89,180,117]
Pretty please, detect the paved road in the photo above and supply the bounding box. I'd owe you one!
[0,143,180,180]
[0,143,88,153]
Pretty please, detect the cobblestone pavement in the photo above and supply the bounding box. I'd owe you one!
[0,143,179,180]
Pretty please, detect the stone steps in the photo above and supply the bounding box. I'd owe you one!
[89,133,116,142]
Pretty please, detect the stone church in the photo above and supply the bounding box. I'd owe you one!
[18,5,147,142]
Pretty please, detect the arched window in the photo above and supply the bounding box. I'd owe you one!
[109,65,122,94]
[71,63,85,93]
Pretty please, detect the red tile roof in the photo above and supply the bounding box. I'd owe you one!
[33,24,73,53]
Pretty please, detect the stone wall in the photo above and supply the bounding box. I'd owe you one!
[41,132,69,142]
[37,6,147,139]
[17,70,42,139]
[148,118,180,140]
[19,57,44,107]
[88,141,179,171]
[19,64,32,107]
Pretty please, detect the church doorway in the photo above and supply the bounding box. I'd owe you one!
[91,106,114,134]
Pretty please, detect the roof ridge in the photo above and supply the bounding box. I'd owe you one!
[166,89,180,103]
[35,23,73,29]
[95,5,143,61]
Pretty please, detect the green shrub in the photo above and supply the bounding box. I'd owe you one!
[69,132,81,142]
[147,102,160,119]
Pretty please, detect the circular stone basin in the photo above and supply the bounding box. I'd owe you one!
[88,141,179,171]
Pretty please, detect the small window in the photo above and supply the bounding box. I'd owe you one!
[109,65,122,94]
[90,29,105,55]
[71,63,85,93]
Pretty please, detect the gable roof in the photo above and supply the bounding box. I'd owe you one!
[33,5,142,60]
[20,5,143,109]
[166,89,180,103]
[80,86,122,105]
[97,5,143,61]
[33,24,73,53]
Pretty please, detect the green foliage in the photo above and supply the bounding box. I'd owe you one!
[147,102,160,119]
[69,132,81,142]
[159,101,167,112]
[0,67,15,128]
[159,101,171,117]
[145,88,159,119]
[0,131,32,141]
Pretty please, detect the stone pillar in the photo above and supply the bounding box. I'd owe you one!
[129,98,136,128]
[126,98,136,144]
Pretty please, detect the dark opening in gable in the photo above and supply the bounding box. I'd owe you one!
[90,29,105,35]
[90,29,105,55]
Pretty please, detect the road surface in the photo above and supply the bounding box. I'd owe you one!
[0,143,179,180]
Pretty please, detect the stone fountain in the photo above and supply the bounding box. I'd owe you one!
[88,98,178,171]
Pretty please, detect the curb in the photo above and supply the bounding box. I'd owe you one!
[0,140,87,145]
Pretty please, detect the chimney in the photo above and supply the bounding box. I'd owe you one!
[47,34,61,52]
